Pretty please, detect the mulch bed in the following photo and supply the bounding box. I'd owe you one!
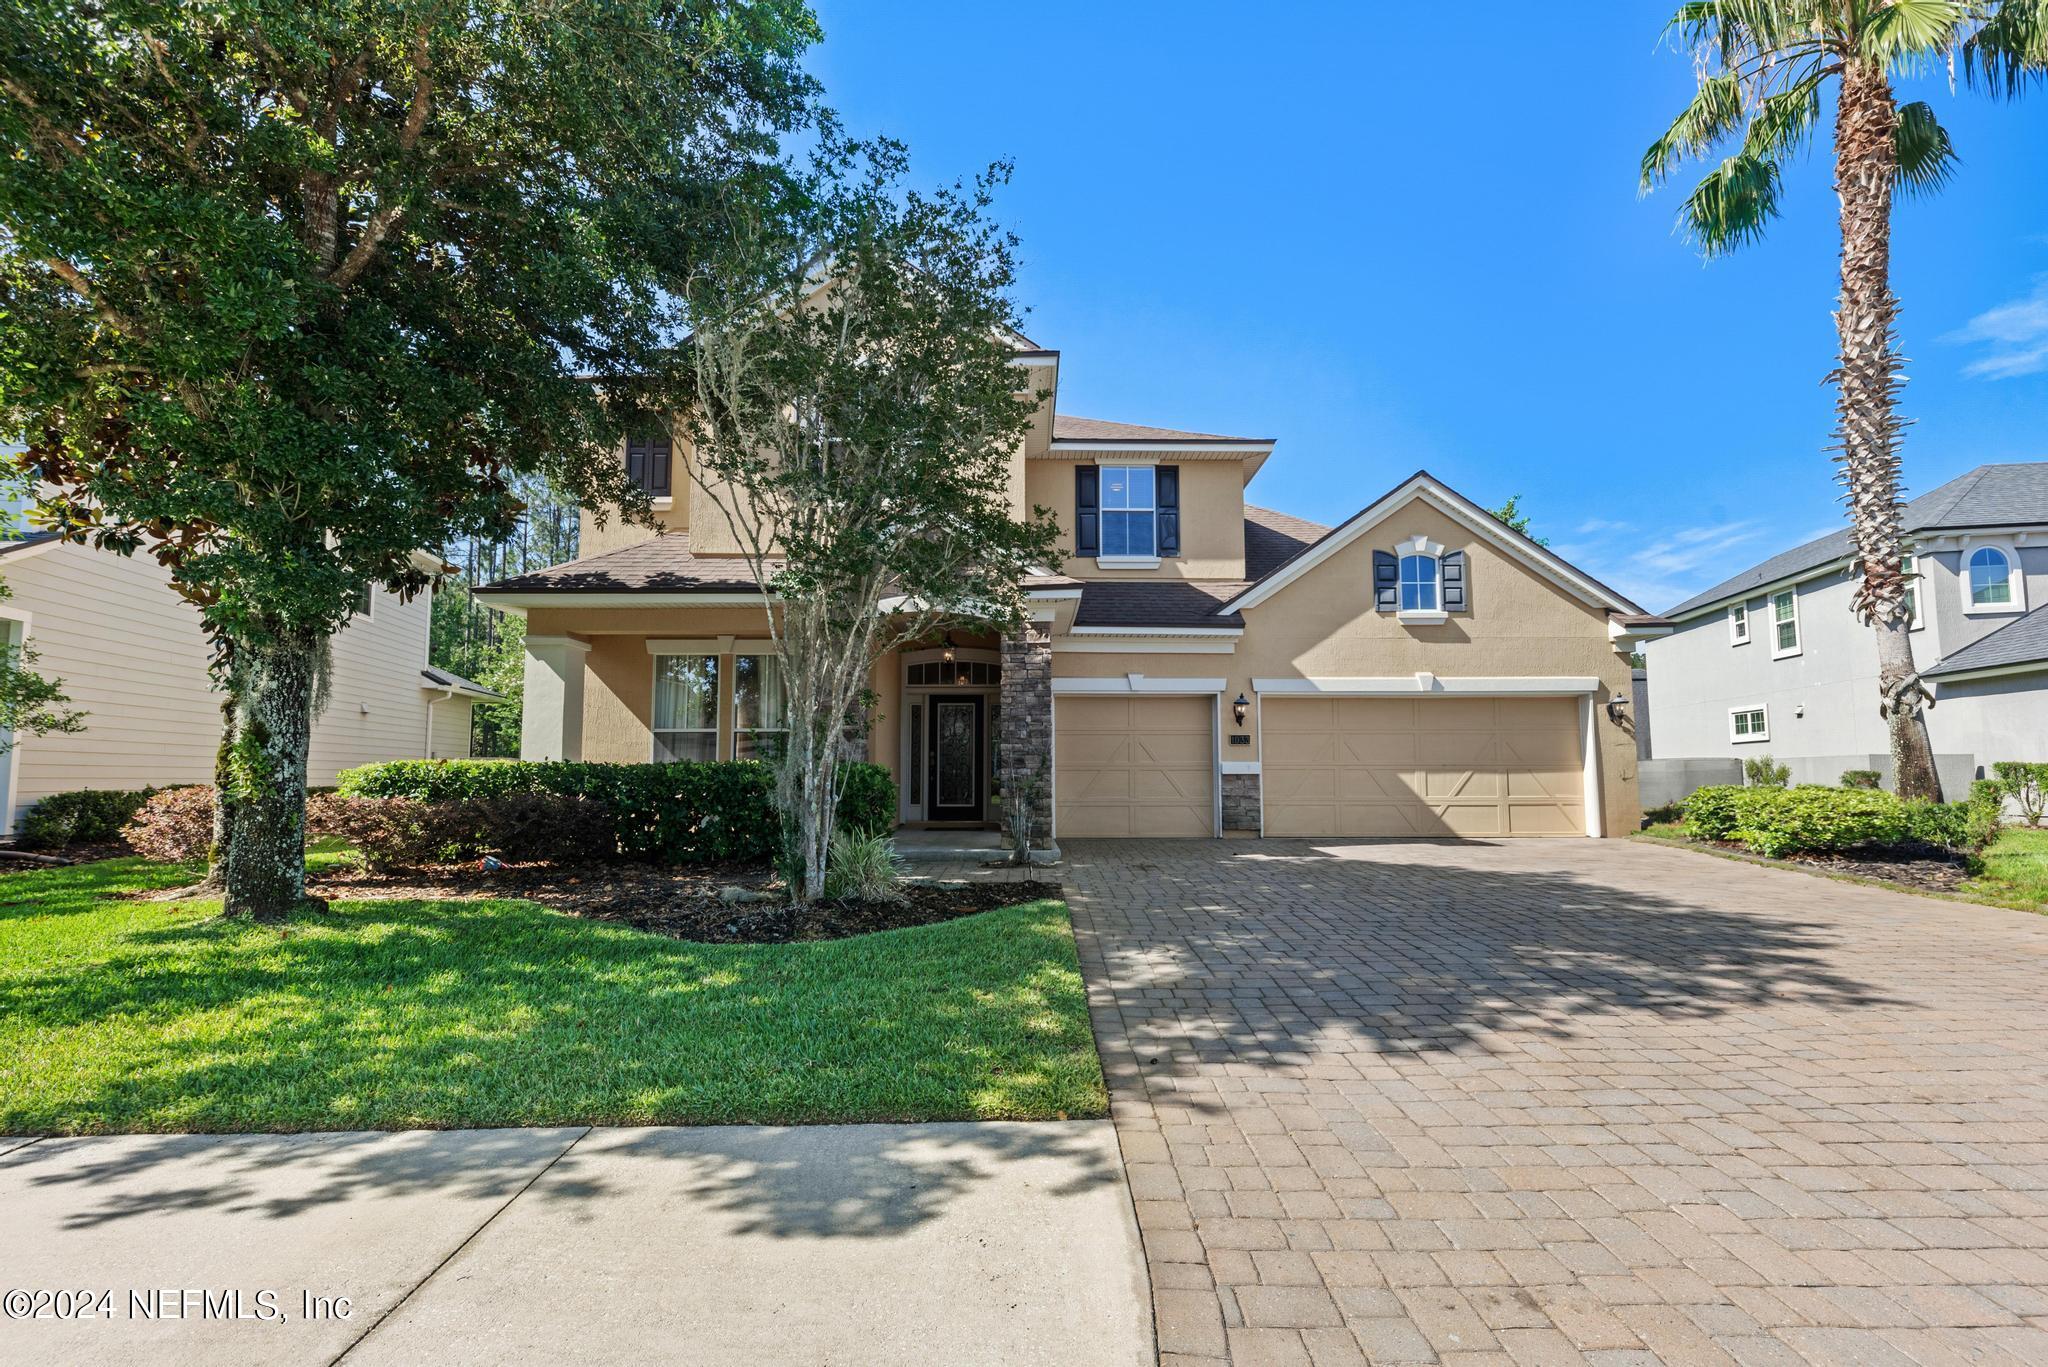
[1667,836,1979,895]
[0,840,131,867]
[309,858,1061,944]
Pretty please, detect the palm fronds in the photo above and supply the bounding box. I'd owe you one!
[1893,100,1960,194]
[1964,0,2048,95]
[1679,153,1784,256]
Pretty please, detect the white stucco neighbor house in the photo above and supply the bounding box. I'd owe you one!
[0,529,500,833]
[1643,462,2048,794]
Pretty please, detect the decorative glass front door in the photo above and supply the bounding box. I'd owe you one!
[927,696,985,822]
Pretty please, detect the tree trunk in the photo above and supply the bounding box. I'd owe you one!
[222,634,322,920]
[1832,59,1941,801]
[202,688,241,892]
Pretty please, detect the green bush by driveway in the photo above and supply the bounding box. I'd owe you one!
[1682,783,1998,858]
[0,857,1104,1135]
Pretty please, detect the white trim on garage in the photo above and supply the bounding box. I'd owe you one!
[1252,675,1601,697]
[1579,694,1604,839]
[1050,678,1224,840]
[1052,675,1229,695]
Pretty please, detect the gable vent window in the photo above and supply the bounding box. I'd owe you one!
[1374,537,1467,622]
[626,431,672,497]
[1399,553,1438,612]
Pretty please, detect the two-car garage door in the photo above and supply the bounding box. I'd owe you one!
[1262,696,1586,838]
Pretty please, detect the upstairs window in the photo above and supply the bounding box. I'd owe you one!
[1901,554,1921,628]
[1399,553,1439,612]
[626,432,672,497]
[1969,546,2014,608]
[1729,601,1749,645]
[1099,466,1156,558]
[1771,589,1800,657]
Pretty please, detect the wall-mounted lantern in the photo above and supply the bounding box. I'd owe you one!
[1232,693,1250,728]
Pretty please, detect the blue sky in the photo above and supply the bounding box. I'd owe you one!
[805,2,2048,612]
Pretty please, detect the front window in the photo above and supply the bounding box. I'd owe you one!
[732,654,787,761]
[1399,553,1439,612]
[1099,465,1156,558]
[653,654,718,761]
[1970,547,2013,607]
[1771,589,1799,656]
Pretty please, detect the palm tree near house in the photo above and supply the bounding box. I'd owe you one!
[1642,1,2047,800]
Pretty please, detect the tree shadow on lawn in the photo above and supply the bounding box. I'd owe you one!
[0,895,1106,1143]
[1060,838,1899,1078]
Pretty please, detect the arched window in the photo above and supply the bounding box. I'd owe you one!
[1399,552,1439,612]
[1970,546,2014,608]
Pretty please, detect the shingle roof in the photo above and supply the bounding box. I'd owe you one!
[1052,415,1269,444]
[421,666,503,699]
[1665,462,2048,618]
[1072,580,1246,629]
[476,533,766,596]
[1925,603,2048,679]
[1243,505,1332,580]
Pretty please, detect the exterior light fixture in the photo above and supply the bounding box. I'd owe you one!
[941,640,955,665]
[1232,693,1250,727]
[1605,695,1630,724]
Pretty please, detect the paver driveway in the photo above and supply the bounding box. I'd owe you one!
[1063,836,2048,1367]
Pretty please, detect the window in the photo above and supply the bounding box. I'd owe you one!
[1399,553,1439,612]
[732,653,787,760]
[1771,589,1800,657]
[1901,554,1921,628]
[626,432,672,497]
[652,654,718,761]
[1099,465,1155,558]
[1969,546,2014,609]
[353,584,373,618]
[1729,706,1769,743]
[1729,601,1749,645]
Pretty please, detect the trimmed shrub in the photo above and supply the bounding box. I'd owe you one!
[1725,786,1909,858]
[122,786,215,864]
[307,792,613,869]
[18,787,156,849]
[1839,769,1882,790]
[1742,754,1790,788]
[1681,785,1744,841]
[823,828,905,903]
[1991,760,2048,828]
[334,759,898,866]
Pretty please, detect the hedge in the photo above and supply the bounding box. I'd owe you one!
[18,787,162,849]
[1682,782,2000,859]
[335,759,897,865]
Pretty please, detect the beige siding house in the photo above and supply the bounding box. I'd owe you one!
[0,534,499,831]
[479,336,1663,844]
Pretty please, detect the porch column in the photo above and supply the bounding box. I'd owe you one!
[998,620,1053,844]
[521,635,590,760]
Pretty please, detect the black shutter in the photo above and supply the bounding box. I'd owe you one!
[649,434,672,496]
[1441,549,1468,612]
[1155,465,1180,556]
[625,435,648,492]
[1372,550,1399,612]
[1075,466,1100,557]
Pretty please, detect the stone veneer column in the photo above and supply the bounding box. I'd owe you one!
[998,621,1053,843]
[1220,773,1262,833]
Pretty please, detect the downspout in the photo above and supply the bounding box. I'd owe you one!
[424,685,458,757]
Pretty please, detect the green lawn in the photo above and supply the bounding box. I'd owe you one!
[0,856,1106,1135]
[1633,820,2048,913]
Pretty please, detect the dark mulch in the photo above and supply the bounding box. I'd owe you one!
[1678,836,1979,895]
[0,840,131,867]
[309,858,1061,944]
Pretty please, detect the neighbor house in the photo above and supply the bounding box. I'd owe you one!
[476,341,1659,842]
[1643,462,2048,792]
[0,525,499,831]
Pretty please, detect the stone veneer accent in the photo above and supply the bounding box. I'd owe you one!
[1220,772,1261,833]
[998,622,1053,842]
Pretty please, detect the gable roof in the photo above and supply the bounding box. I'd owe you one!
[1051,415,1269,445]
[1925,601,2048,681]
[1665,462,2048,619]
[1219,471,1646,617]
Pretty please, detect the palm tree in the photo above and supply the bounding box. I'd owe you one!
[1642,1,2046,800]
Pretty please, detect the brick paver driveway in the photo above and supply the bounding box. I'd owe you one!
[1063,836,2048,1367]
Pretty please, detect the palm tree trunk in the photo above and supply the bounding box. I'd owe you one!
[1832,58,1941,801]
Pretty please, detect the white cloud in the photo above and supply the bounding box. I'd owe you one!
[1568,519,1772,613]
[1947,277,2048,379]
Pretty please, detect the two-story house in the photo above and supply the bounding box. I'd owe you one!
[476,342,1656,841]
[1643,462,2048,792]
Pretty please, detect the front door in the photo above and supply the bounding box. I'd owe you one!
[927,695,985,822]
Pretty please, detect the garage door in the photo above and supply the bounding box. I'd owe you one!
[1055,695,1215,837]
[1264,696,1584,837]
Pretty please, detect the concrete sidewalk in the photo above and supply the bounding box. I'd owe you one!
[0,1122,1151,1366]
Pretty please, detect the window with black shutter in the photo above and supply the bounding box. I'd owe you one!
[625,432,672,496]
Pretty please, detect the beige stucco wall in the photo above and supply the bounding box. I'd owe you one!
[1025,456,1247,580]
[0,539,448,828]
[1049,497,1640,836]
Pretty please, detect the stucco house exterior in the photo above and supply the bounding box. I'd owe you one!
[477,342,1659,841]
[0,529,499,832]
[1643,462,2048,792]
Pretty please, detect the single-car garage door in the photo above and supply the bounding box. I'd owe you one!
[1264,696,1585,837]
[1055,695,1215,837]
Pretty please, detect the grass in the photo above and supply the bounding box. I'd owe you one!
[1633,819,2048,913]
[0,854,1106,1135]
